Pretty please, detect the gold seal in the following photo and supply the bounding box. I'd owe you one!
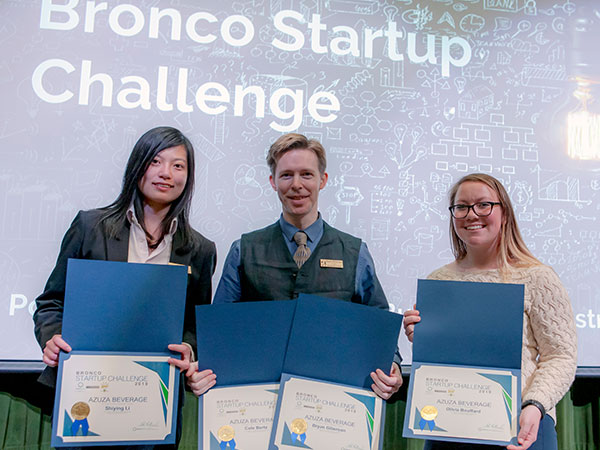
[420,405,438,421]
[290,418,307,434]
[217,425,235,442]
[71,402,90,421]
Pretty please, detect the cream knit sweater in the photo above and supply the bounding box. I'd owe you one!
[427,263,577,422]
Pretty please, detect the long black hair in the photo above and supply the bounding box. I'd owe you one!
[100,126,197,250]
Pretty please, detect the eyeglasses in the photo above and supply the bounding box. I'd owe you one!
[448,202,501,219]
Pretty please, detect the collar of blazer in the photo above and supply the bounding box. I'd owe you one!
[105,222,192,272]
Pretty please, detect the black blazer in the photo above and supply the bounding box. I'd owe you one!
[33,209,216,387]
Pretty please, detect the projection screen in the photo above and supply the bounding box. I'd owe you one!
[1,0,599,370]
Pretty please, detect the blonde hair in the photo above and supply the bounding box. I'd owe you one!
[448,173,541,271]
[266,133,326,175]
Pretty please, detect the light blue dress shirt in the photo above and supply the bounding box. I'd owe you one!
[213,214,386,307]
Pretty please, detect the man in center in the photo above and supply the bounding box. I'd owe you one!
[188,133,402,398]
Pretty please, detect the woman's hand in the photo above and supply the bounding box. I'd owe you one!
[403,306,421,343]
[185,362,217,396]
[43,334,71,366]
[167,343,193,372]
[506,405,542,450]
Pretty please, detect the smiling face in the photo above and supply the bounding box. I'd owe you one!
[451,181,503,256]
[138,145,188,210]
[269,148,328,229]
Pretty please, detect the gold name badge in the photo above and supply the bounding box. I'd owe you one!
[320,259,344,269]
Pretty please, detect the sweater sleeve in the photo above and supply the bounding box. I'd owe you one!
[522,265,577,411]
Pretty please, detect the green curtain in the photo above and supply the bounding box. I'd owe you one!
[0,391,52,450]
[1,383,598,449]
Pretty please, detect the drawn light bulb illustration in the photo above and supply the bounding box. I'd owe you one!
[453,77,466,95]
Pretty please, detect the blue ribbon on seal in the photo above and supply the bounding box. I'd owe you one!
[219,438,236,450]
[419,417,435,431]
[291,432,307,444]
[71,418,89,436]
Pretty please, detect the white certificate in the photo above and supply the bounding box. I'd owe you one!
[271,376,384,450]
[200,383,278,450]
[53,353,177,446]
[406,363,519,445]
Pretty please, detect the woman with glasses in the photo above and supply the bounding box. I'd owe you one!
[403,173,576,450]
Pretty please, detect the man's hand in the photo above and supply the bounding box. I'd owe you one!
[167,343,195,372]
[506,405,541,450]
[43,334,71,367]
[185,362,217,396]
[370,363,402,400]
[403,306,420,343]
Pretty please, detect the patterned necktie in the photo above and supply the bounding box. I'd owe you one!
[293,231,311,268]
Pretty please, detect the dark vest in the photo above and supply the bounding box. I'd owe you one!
[239,221,361,302]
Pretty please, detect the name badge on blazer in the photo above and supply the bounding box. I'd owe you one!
[320,259,343,269]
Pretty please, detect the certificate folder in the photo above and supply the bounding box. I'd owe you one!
[403,279,525,446]
[195,301,296,450]
[195,300,296,385]
[413,279,523,369]
[62,259,188,351]
[270,294,403,450]
[283,294,403,388]
[52,259,188,447]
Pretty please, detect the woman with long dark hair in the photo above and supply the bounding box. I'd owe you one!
[33,126,216,448]
[404,173,576,450]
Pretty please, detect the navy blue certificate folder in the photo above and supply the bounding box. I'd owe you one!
[403,278,525,445]
[267,294,401,450]
[62,259,188,351]
[53,259,188,447]
[283,294,403,389]
[195,300,297,385]
[413,279,523,369]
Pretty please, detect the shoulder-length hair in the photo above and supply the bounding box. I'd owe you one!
[448,173,540,270]
[100,126,197,249]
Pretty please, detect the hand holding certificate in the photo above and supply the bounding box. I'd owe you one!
[269,294,403,450]
[194,295,402,450]
[403,279,524,446]
[51,259,188,447]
